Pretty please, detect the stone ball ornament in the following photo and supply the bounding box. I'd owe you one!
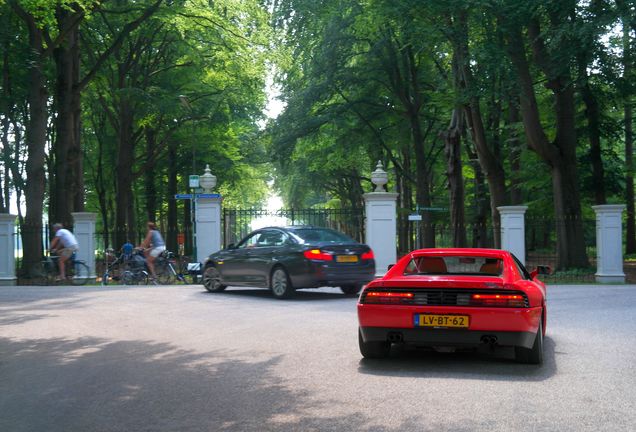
[199,164,217,192]
[370,160,388,192]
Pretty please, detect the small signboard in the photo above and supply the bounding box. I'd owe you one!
[189,175,200,188]
[174,194,193,199]
[408,214,422,221]
[196,193,221,199]
[177,233,185,244]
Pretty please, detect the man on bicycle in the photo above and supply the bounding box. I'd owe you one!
[49,223,79,281]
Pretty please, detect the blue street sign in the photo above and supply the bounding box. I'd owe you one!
[174,194,193,199]
[196,194,221,199]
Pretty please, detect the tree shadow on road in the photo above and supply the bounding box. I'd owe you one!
[357,337,557,382]
[0,336,401,432]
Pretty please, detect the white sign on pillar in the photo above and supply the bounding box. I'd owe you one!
[72,212,97,279]
[195,196,222,264]
[364,192,399,277]
[592,204,626,284]
[0,214,17,286]
[497,206,528,265]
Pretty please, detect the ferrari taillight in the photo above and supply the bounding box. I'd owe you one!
[362,291,414,304]
[470,293,527,307]
[303,249,333,261]
[361,250,374,260]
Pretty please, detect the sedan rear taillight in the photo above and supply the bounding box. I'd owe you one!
[361,250,374,260]
[362,291,414,304]
[303,249,333,261]
[470,293,527,307]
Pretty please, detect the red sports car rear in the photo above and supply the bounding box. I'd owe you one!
[357,248,548,364]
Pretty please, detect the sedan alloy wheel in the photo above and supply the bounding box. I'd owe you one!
[203,266,226,292]
[271,267,293,299]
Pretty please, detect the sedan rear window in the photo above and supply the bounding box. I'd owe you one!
[404,256,503,276]
[292,228,354,243]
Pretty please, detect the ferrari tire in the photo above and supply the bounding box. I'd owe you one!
[270,267,294,299]
[203,266,226,292]
[515,319,544,365]
[340,284,362,296]
[358,328,390,359]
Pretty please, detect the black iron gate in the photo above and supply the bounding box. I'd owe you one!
[222,208,365,247]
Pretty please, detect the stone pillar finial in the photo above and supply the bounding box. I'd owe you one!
[370,160,388,192]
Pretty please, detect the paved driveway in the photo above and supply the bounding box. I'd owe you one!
[1,283,635,431]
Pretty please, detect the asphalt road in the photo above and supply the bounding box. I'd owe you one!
[1,283,635,432]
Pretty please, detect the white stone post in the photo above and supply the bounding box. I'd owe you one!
[364,161,398,276]
[72,212,97,279]
[194,196,222,264]
[0,214,17,286]
[592,205,626,283]
[497,206,528,265]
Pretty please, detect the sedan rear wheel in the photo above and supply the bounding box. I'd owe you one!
[270,267,294,299]
[203,266,226,293]
[358,328,390,359]
[340,284,362,296]
[515,319,544,364]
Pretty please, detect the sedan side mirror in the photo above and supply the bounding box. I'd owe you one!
[530,265,552,279]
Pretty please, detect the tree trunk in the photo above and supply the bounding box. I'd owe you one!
[452,11,506,247]
[578,57,606,204]
[623,11,636,253]
[167,139,178,253]
[504,22,589,269]
[507,96,523,205]
[145,127,157,221]
[115,96,135,249]
[12,6,48,273]
[443,109,466,247]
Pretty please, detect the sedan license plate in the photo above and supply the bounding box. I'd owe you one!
[414,314,469,328]
[336,255,359,263]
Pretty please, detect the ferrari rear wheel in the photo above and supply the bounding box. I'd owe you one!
[515,319,544,365]
[358,328,390,359]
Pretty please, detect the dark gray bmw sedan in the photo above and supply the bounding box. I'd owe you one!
[202,226,376,298]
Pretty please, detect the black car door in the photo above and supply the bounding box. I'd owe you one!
[220,231,264,284]
[243,229,289,286]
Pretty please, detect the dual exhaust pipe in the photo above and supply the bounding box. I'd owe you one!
[386,332,498,345]
[480,335,498,345]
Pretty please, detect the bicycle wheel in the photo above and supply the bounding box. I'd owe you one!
[155,261,175,285]
[70,261,90,285]
[30,262,54,286]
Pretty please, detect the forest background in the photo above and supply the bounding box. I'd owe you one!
[0,0,635,272]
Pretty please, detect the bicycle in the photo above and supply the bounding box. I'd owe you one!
[102,248,149,285]
[33,252,90,286]
[154,250,186,284]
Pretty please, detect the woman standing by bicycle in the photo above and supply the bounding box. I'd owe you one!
[49,223,79,281]
[140,221,165,281]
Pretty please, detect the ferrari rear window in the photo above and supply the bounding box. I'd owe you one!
[404,256,503,276]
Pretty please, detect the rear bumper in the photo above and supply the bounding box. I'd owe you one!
[359,326,536,349]
[358,304,542,349]
[292,261,376,288]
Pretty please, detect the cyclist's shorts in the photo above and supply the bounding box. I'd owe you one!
[60,245,79,258]
[150,246,166,258]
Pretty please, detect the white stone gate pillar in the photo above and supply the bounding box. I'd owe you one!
[72,212,97,279]
[364,161,398,276]
[497,206,528,265]
[593,204,626,283]
[194,164,222,264]
[195,195,222,264]
[0,214,17,286]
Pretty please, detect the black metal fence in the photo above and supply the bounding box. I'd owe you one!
[525,216,597,284]
[222,208,365,247]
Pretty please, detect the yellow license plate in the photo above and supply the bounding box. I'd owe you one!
[414,314,469,328]
[336,255,359,263]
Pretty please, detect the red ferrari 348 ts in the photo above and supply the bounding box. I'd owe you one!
[357,248,550,364]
